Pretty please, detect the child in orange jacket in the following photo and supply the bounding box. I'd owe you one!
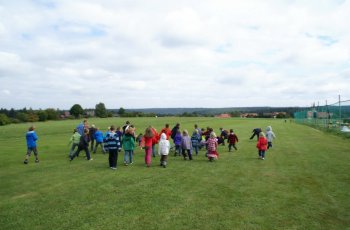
[256,132,268,160]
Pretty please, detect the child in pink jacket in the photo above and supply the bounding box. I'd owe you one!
[256,132,268,160]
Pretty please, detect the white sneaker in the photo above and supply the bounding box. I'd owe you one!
[88,158,93,161]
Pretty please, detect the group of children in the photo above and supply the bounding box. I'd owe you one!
[23,120,276,168]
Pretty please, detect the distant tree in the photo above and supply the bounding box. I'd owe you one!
[16,112,29,122]
[37,110,48,121]
[27,113,39,122]
[46,108,59,120]
[0,113,10,126]
[229,111,241,117]
[118,107,125,116]
[70,104,84,118]
[8,108,16,118]
[95,102,107,118]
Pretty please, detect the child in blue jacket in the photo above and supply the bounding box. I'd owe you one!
[24,126,39,164]
[93,128,105,154]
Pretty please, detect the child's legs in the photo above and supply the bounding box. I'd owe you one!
[228,144,232,151]
[152,144,156,157]
[83,146,91,160]
[193,146,198,155]
[145,147,152,166]
[175,145,180,155]
[261,150,265,158]
[268,142,272,149]
[90,138,95,151]
[109,149,117,167]
[182,149,187,159]
[124,150,129,163]
[129,150,133,163]
[70,143,78,156]
[187,149,192,160]
[233,144,237,150]
[161,155,168,165]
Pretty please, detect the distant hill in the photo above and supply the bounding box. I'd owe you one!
[110,107,306,116]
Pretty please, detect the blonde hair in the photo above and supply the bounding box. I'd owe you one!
[259,132,266,137]
[210,132,217,138]
[182,129,189,136]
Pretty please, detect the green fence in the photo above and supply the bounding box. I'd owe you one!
[294,99,350,130]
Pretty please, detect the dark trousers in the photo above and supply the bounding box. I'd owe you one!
[258,150,266,158]
[250,133,259,140]
[160,155,168,166]
[267,142,272,149]
[90,138,95,151]
[182,149,192,160]
[109,149,118,168]
[228,143,237,151]
[72,146,91,160]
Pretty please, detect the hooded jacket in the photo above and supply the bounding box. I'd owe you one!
[26,131,38,148]
[158,133,170,155]
[265,126,276,142]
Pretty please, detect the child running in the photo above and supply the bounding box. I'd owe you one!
[256,132,268,160]
[70,128,93,161]
[68,128,81,158]
[265,126,276,149]
[181,129,193,160]
[206,131,219,162]
[227,129,239,152]
[143,126,154,167]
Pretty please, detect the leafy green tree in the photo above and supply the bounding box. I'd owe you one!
[95,102,107,118]
[27,113,39,122]
[46,108,59,120]
[16,112,29,122]
[70,104,84,118]
[118,107,125,116]
[0,113,11,126]
[37,110,48,121]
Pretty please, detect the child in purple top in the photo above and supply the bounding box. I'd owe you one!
[173,130,182,156]
[181,130,193,160]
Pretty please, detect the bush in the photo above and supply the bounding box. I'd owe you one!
[0,114,11,126]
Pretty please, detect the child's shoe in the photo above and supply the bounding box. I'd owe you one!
[35,159,39,163]
[23,159,28,164]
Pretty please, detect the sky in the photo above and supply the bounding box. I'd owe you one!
[0,0,349,109]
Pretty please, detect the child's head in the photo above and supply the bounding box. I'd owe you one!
[182,129,188,136]
[193,130,198,135]
[73,128,78,133]
[259,132,266,138]
[230,129,233,133]
[110,125,115,131]
[210,132,217,138]
[29,126,35,131]
[144,126,154,138]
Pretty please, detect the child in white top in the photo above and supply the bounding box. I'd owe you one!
[158,133,170,168]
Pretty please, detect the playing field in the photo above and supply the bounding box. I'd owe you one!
[0,117,349,229]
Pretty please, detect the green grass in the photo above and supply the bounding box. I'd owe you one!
[0,117,349,229]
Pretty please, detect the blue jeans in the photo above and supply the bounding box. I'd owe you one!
[192,146,199,155]
[258,150,265,158]
[124,150,133,164]
[267,142,272,149]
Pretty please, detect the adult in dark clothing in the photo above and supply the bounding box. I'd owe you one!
[122,121,130,134]
[170,123,180,140]
[250,128,262,140]
[89,125,97,151]
[70,128,92,161]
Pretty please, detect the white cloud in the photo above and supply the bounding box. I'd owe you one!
[0,0,349,109]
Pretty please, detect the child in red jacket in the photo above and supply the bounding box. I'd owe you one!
[227,129,239,152]
[256,132,268,160]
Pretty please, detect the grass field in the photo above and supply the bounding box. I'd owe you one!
[0,117,349,230]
